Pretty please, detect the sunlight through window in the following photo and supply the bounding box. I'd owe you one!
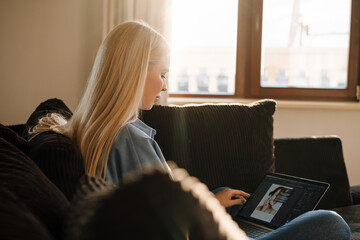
[169,0,238,95]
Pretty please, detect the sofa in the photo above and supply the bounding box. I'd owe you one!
[0,98,359,239]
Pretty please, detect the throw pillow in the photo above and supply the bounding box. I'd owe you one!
[141,99,276,194]
[0,137,69,240]
[0,186,54,240]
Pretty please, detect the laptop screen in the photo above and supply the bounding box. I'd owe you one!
[237,173,329,229]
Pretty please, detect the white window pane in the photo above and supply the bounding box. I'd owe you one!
[261,0,351,89]
[169,0,238,94]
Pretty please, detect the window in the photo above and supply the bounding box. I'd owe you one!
[241,0,360,101]
[169,0,360,101]
[169,0,238,97]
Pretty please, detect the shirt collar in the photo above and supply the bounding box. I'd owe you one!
[132,118,157,138]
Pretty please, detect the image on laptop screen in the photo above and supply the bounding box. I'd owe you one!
[250,184,293,223]
[237,173,329,230]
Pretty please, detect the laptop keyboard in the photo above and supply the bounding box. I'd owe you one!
[236,221,272,239]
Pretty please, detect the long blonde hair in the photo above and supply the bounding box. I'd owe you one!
[31,21,169,178]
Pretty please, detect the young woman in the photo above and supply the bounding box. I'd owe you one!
[31,20,350,240]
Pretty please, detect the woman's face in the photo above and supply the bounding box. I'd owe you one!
[141,55,169,110]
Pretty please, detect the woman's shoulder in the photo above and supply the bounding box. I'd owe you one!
[115,119,156,142]
[131,119,155,137]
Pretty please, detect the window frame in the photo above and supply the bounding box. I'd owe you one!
[170,0,360,101]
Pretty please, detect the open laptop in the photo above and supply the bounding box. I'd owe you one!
[234,172,329,239]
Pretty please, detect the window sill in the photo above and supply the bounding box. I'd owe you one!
[167,97,360,111]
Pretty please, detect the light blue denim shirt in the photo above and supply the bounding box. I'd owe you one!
[106,119,170,185]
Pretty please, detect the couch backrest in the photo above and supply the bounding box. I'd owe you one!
[275,136,353,209]
[141,100,276,194]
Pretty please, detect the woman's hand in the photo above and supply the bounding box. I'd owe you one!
[214,188,250,208]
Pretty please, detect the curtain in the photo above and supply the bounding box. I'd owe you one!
[102,0,173,38]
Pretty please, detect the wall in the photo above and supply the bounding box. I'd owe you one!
[0,0,103,124]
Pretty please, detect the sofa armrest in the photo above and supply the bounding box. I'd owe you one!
[274,136,353,209]
[351,185,360,205]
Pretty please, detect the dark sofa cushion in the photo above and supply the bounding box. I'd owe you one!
[274,136,353,209]
[23,98,72,140]
[65,168,246,240]
[28,131,85,201]
[332,204,360,240]
[0,137,69,240]
[141,100,276,194]
[0,123,29,154]
[351,185,360,205]
[0,187,54,240]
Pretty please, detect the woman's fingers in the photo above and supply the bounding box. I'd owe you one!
[230,189,251,198]
[231,195,247,205]
[230,189,250,206]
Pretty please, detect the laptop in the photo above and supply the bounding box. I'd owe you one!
[234,172,329,239]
